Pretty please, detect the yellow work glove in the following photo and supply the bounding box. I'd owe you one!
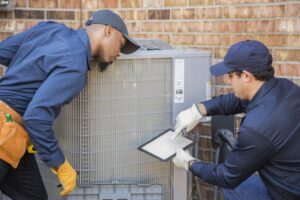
[51,160,77,196]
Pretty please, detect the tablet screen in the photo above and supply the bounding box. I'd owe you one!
[138,129,195,162]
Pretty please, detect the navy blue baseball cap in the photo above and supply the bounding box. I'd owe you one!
[86,9,140,54]
[210,40,273,76]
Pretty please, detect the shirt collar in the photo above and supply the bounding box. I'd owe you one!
[246,77,278,112]
[76,28,91,70]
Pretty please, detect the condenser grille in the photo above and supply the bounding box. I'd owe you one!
[54,58,173,199]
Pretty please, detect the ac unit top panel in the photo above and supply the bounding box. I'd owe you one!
[119,49,211,60]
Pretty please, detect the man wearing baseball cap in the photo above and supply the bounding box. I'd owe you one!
[172,40,300,200]
[0,9,140,199]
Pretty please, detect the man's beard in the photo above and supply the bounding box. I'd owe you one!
[98,62,112,72]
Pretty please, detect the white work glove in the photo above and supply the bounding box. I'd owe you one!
[171,104,203,140]
[172,148,196,171]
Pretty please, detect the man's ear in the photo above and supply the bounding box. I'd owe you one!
[242,70,254,82]
[104,25,113,37]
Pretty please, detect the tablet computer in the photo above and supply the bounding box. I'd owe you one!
[138,129,195,162]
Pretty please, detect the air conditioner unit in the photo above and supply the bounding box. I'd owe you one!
[38,49,211,200]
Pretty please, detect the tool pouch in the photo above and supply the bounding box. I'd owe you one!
[0,112,30,168]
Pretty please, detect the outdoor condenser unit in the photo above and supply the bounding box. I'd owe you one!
[37,48,211,200]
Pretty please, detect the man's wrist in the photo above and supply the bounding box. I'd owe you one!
[188,159,197,171]
[198,103,207,116]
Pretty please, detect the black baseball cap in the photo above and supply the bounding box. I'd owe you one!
[210,40,273,76]
[86,9,140,54]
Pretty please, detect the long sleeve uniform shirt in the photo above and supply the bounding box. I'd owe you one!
[192,77,300,200]
[0,21,91,167]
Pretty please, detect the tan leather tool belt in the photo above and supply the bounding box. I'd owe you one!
[0,100,29,168]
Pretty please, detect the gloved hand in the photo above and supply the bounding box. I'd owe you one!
[171,104,203,140]
[172,148,197,171]
[51,160,77,196]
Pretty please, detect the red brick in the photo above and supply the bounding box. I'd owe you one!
[164,22,178,32]
[165,0,185,6]
[47,11,75,20]
[120,0,142,8]
[64,22,81,29]
[286,34,300,47]
[141,22,163,32]
[0,11,13,19]
[27,21,39,28]
[114,10,126,19]
[257,34,285,47]
[199,137,213,149]
[213,86,233,96]
[189,0,214,5]
[252,5,284,18]
[150,34,170,43]
[285,64,300,77]
[171,8,195,19]
[176,23,191,33]
[76,11,89,22]
[0,21,13,32]
[130,33,147,39]
[125,10,147,20]
[148,9,170,20]
[244,0,274,3]
[287,3,300,17]
[14,0,27,7]
[274,49,300,62]
[0,32,13,40]
[171,34,195,45]
[195,47,213,53]
[272,19,300,33]
[176,21,213,33]
[98,0,119,8]
[144,0,163,8]
[15,21,29,32]
[273,63,285,76]
[245,20,275,33]
[196,124,211,137]
[60,0,80,8]
[214,48,228,59]
[274,63,300,77]
[134,33,170,44]
[213,75,228,85]
[216,0,243,4]
[215,21,244,33]
[195,7,222,19]
[29,0,58,8]
[81,0,97,9]
[286,18,300,32]
[224,6,253,18]
[222,34,258,46]
[126,22,139,32]
[15,10,45,19]
[188,21,214,32]
[195,34,222,46]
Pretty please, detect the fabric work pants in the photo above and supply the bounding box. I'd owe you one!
[0,153,47,200]
[223,175,271,200]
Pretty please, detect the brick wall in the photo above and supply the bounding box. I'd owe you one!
[0,0,299,199]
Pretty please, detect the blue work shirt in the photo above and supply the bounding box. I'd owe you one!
[191,77,300,200]
[0,21,91,167]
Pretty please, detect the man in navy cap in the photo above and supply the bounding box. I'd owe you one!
[0,9,140,199]
[172,40,300,200]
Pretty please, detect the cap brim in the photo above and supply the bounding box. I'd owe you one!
[121,35,141,54]
[210,62,234,76]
